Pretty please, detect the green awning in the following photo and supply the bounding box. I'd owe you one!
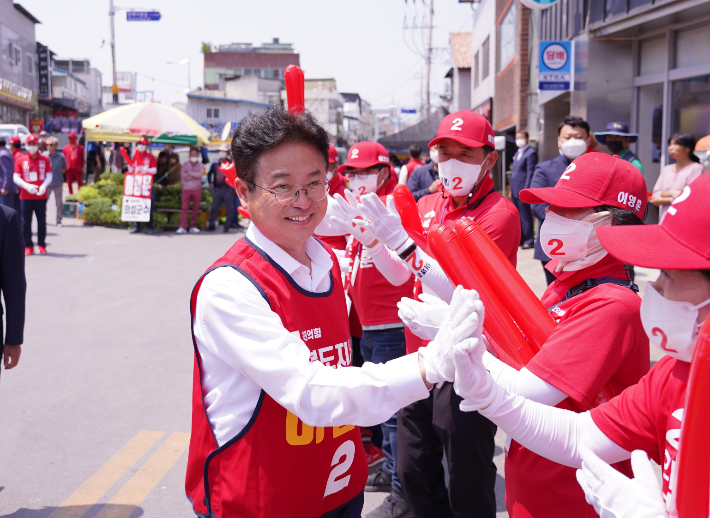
[150,133,199,146]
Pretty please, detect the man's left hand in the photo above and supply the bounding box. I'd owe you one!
[3,344,21,369]
[352,194,409,251]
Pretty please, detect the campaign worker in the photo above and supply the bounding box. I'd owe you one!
[62,132,84,194]
[14,135,52,255]
[397,144,425,186]
[129,136,157,235]
[529,115,591,285]
[335,111,520,518]
[185,107,481,518]
[451,172,710,518]
[594,122,643,173]
[314,144,349,251]
[510,131,538,249]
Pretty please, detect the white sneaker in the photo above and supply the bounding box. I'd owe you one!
[176,227,187,234]
[189,227,201,234]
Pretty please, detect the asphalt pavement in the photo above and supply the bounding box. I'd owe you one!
[0,217,662,518]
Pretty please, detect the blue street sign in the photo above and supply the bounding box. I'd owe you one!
[401,108,417,114]
[127,11,161,21]
[539,41,573,91]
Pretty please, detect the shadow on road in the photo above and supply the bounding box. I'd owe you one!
[495,473,506,512]
[42,253,89,259]
[0,505,144,518]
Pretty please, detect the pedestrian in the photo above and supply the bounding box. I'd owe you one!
[102,142,117,174]
[86,140,102,182]
[334,143,416,518]
[0,135,20,214]
[594,122,643,172]
[452,172,710,518]
[650,132,704,223]
[0,201,25,379]
[206,143,234,233]
[14,135,52,255]
[114,143,129,173]
[10,136,23,160]
[129,136,157,235]
[44,137,67,227]
[529,115,591,285]
[185,106,475,518]
[510,131,538,249]
[62,132,84,194]
[177,147,204,234]
[406,145,440,201]
[38,130,48,152]
[397,144,425,185]
[340,111,519,518]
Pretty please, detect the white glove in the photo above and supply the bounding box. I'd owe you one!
[452,336,503,412]
[38,184,47,196]
[398,293,449,341]
[353,194,410,251]
[26,184,39,195]
[419,286,483,385]
[576,448,667,518]
[329,190,376,246]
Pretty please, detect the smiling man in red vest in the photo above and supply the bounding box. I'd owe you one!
[185,107,481,518]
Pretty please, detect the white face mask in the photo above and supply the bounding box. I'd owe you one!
[26,145,39,155]
[190,156,199,163]
[515,139,527,149]
[641,282,710,362]
[438,156,488,196]
[559,138,587,160]
[326,171,334,182]
[137,144,147,153]
[349,172,380,197]
[540,211,612,271]
[218,151,228,159]
[429,150,439,164]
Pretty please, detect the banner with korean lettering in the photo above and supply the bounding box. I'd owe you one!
[539,41,574,91]
[121,173,152,222]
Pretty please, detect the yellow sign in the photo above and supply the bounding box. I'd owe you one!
[111,84,119,95]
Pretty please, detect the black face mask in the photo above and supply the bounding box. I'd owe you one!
[606,140,625,154]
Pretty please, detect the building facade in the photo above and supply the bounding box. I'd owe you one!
[342,93,374,145]
[0,1,39,125]
[203,38,300,91]
[446,32,472,112]
[186,92,270,136]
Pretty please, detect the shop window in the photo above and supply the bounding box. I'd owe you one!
[605,0,626,16]
[482,37,490,80]
[589,0,605,23]
[672,75,710,141]
[675,23,710,69]
[638,36,666,76]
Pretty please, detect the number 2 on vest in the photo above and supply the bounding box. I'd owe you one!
[324,440,355,497]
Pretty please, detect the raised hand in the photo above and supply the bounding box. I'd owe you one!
[398,293,450,341]
[452,337,500,412]
[352,194,410,251]
[329,190,376,245]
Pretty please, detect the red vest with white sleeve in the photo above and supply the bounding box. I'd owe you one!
[16,154,51,200]
[185,237,368,518]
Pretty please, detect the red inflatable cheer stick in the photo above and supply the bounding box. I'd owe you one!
[120,147,133,172]
[237,207,251,220]
[676,317,710,518]
[284,65,305,114]
[393,185,428,250]
[427,225,533,369]
[454,219,556,353]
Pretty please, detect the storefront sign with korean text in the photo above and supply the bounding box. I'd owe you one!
[539,41,574,91]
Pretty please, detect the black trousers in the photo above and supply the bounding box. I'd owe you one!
[511,195,534,246]
[209,187,234,227]
[21,198,47,247]
[398,382,497,518]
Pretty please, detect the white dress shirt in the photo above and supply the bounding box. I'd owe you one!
[193,223,429,446]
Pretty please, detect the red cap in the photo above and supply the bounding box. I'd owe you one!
[219,161,238,191]
[328,144,339,164]
[10,136,21,145]
[428,111,496,149]
[25,134,39,145]
[138,136,149,145]
[520,153,647,214]
[68,132,77,139]
[336,141,390,173]
[598,174,710,270]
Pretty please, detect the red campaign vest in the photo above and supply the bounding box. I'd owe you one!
[17,154,51,200]
[185,237,368,518]
[315,173,350,251]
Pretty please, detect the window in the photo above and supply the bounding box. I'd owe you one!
[13,45,22,67]
[27,54,34,74]
[675,23,710,69]
[482,37,490,80]
[244,69,253,75]
[474,51,480,88]
[253,69,262,77]
[638,36,666,76]
[206,108,213,118]
[213,108,220,118]
[496,3,517,73]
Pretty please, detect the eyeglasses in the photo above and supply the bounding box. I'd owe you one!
[344,168,381,179]
[254,181,330,206]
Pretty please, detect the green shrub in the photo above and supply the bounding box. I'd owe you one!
[75,185,101,204]
[152,211,168,229]
[95,181,123,204]
[81,197,113,224]
[100,172,125,185]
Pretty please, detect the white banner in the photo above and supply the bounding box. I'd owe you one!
[121,196,152,222]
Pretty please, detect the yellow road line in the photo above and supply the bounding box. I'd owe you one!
[93,432,191,518]
[48,431,165,518]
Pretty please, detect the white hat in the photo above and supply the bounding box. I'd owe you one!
[218,143,230,152]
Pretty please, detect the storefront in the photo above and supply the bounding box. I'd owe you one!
[0,77,35,125]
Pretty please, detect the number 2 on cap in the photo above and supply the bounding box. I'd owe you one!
[351,149,359,159]
[450,118,463,131]
[547,239,564,255]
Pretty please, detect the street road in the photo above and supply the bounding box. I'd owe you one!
[0,218,662,518]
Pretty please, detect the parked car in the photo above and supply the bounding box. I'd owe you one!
[0,124,31,147]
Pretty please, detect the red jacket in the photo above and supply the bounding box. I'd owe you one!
[63,144,84,171]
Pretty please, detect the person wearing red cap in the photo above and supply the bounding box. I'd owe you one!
[62,132,84,195]
[185,107,478,518]
[14,135,52,255]
[335,111,519,518]
[129,137,158,234]
[452,172,710,518]
[314,144,349,251]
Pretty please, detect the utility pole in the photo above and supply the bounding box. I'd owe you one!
[423,0,434,117]
[110,0,119,104]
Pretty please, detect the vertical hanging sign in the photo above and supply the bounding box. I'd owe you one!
[539,41,574,91]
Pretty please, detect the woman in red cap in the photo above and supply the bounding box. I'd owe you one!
[452,172,710,517]
[62,132,84,195]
